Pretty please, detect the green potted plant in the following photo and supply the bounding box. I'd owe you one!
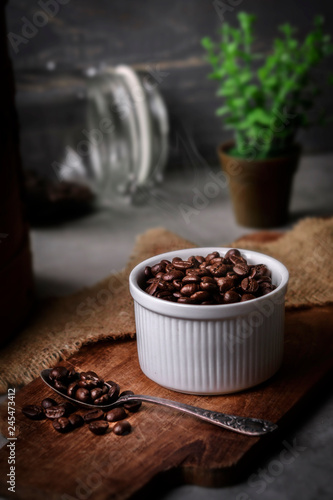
[202,13,333,227]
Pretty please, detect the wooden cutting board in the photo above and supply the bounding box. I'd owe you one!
[1,233,333,500]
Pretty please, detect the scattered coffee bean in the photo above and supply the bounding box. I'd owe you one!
[68,414,84,429]
[89,421,109,435]
[41,398,58,409]
[22,405,45,420]
[53,417,71,433]
[44,405,66,420]
[113,420,132,436]
[142,250,276,304]
[83,409,105,423]
[105,408,127,422]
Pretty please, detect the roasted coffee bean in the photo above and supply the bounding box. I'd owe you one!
[224,248,241,261]
[241,293,256,301]
[101,384,109,395]
[54,380,68,393]
[209,263,228,277]
[251,264,271,279]
[75,388,91,403]
[22,405,45,420]
[178,296,198,304]
[172,259,193,270]
[67,367,79,382]
[49,366,69,382]
[44,405,66,419]
[201,275,215,283]
[186,268,209,277]
[83,409,105,423]
[173,291,182,298]
[182,274,201,284]
[172,279,183,290]
[241,277,259,293]
[105,407,127,422]
[146,280,160,295]
[53,417,71,433]
[90,388,103,401]
[78,379,98,390]
[85,371,102,384]
[94,394,110,405]
[41,398,58,409]
[113,420,132,436]
[106,381,120,402]
[195,255,205,263]
[144,266,153,279]
[68,413,84,429]
[89,421,109,435]
[224,290,241,304]
[205,251,220,261]
[191,291,211,303]
[210,257,223,265]
[151,263,166,275]
[120,390,142,412]
[67,381,79,397]
[216,277,236,293]
[233,263,250,277]
[162,270,184,281]
[227,271,238,278]
[200,281,218,293]
[157,280,175,292]
[180,283,199,296]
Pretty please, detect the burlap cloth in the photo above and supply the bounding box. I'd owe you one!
[0,216,332,393]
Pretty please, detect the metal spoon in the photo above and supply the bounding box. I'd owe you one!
[40,369,277,436]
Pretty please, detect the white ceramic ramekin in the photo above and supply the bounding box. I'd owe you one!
[129,248,289,395]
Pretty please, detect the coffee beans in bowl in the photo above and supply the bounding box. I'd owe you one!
[142,249,276,305]
[129,247,289,394]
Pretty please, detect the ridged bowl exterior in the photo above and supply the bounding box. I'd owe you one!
[129,248,289,394]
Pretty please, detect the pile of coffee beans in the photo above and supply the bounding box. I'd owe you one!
[22,366,141,436]
[143,249,276,305]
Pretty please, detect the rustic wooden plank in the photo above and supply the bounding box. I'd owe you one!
[0,304,332,500]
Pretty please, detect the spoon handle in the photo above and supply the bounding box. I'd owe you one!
[121,395,277,436]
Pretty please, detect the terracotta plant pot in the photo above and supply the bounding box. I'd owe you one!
[218,141,301,228]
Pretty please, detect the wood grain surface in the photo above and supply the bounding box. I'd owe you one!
[0,304,332,500]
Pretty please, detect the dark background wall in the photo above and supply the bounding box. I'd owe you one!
[5,0,333,172]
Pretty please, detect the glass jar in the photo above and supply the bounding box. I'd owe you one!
[15,63,169,222]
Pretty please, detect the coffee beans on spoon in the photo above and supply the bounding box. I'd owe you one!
[22,366,138,437]
[143,249,276,304]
